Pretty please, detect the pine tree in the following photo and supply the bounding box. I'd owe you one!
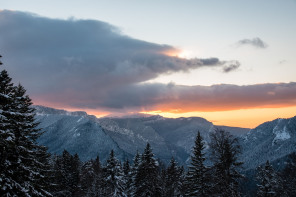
[103,150,126,197]
[256,160,286,197]
[80,160,96,196]
[92,155,103,197]
[185,131,208,197]
[165,157,184,197]
[123,159,132,196]
[53,150,81,197]
[0,62,52,196]
[0,69,16,194]
[134,143,161,197]
[209,128,243,197]
[281,152,296,196]
[130,150,141,197]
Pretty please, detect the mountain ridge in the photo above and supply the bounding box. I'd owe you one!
[34,105,295,170]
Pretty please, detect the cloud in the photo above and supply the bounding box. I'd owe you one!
[237,37,268,48]
[3,11,294,114]
[0,10,239,92]
[33,81,296,113]
[106,82,296,112]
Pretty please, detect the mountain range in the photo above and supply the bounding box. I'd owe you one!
[34,105,296,170]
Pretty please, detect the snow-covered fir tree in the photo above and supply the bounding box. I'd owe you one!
[80,160,96,196]
[92,156,103,197]
[0,69,16,194]
[256,160,287,197]
[165,157,184,197]
[53,150,81,196]
[103,149,126,197]
[281,152,296,196]
[185,131,209,197]
[0,61,52,196]
[134,143,162,197]
[123,159,132,197]
[130,150,140,197]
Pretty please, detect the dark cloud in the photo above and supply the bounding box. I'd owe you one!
[0,10,238,92]
[222,61,240,73]
[237,37,268,48]
[33,81,296,113]
[3,11,292,113]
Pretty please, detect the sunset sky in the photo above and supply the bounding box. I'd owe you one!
[0,0,296,128]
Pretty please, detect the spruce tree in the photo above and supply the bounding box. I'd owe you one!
[130,150,141,196]
[134,143,161,197]
[103,150,126,197]
[92,155,103,197]
[123,159,132,196]
[256,160,286,197]
[53,150,81,197]
[185,131,208,197]
[80,160,96,196]
[281,152,296,196]
[165,157,184,197]
[0,69,15,194]
[0,61,52,196]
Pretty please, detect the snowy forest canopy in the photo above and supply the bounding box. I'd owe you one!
[1,55,296,196]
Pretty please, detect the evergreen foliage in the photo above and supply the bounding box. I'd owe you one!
[256,160,286,197]
[165,157,184,197]
[185,131,208,197]
[52,150,82,196]
[0,61,52,196]
[134,143,162,197]
[102,149,126,197]
[209,128,243,196]
[281,152,296,196]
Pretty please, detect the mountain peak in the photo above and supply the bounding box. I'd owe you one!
[33,105,87,116]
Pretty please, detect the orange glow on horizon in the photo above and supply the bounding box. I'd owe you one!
[33,100,296,128]
[140,106,296,128]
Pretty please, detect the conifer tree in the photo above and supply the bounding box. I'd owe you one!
[0,59,52,196]
[209,128,243,196]
[92,155,103,197]
[165,157,184,197]
[103,149,126,197]
[185,131,208,197]
[256,160,286,197]
[130,150,141,196]
[53,150,81,196]
[80,160,96,196]
[0,69,15,194]
[281,152,296,196]
[134,143,161,197]
[123,159,132,196]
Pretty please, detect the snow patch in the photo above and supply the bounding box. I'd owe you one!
[272,126,290,145]
[74,133,81,137]
[77,117,84,122]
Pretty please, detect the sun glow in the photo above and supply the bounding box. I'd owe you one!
[162,49,193,59]
[140,106,296,128]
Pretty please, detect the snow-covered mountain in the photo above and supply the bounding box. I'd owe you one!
[34,105,248,164]
[34,105,296,170]
[240,116,296,170]
[35,106,129,161]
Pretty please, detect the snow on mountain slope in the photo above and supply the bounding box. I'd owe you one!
[35,106,128,161]
[34,105,296,170]
[240,116,296,170]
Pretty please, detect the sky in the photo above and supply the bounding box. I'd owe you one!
[0,0,296,128]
